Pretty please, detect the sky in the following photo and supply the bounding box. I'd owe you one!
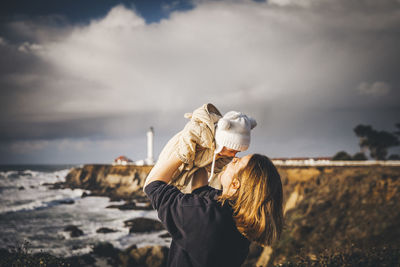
[0,0,399,164]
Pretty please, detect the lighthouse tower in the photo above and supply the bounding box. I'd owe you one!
[145,127,155,165]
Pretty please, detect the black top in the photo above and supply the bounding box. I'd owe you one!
[145,181,250,267]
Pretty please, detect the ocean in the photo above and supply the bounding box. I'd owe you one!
[0,165,170,257]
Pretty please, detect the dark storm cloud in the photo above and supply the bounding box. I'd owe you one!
[0,111,183,142]
[0,15,72,44]
[0,0,195,25]
[0,0,399,163]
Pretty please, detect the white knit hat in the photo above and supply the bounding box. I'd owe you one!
[208,111,257,181]
[215,111,257,153]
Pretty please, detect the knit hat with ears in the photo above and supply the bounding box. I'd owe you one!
[208,111,257,182]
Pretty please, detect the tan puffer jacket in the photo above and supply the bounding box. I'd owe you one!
[151,103,231,191]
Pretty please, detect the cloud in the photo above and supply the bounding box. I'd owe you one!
[19,2,400,114]
[357,81,391,96]
[1,0,400,162]
[18,42,43,53]
[10,140,50,154]
[268,0,315,7]
[0,37,6,46]
[1,137,162,164]
[2,14,72,43]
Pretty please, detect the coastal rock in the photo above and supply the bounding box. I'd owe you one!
[106,201,153,211]
[159,232,171,238]
[124,218,164,233]
[65,254,96,266]
[96,227,118,234]
[92,242,120,259]
[45,182,66,190]
[64,225,84,238]
[90,242,122,266]
[106,202,136,210]
[126,245,169,267]
[57,199,75,205]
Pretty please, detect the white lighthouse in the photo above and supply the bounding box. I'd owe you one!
[145,127,155,165]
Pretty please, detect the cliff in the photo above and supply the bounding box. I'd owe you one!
[65,164,153,200]
[63,164,400,266]
[260,165,400,266]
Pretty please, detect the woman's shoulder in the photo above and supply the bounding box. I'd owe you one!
[179,185,222,208]
[192,185,221,197]
[192,185,221,202]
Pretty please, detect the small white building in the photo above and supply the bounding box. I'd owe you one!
[112,156,133,166]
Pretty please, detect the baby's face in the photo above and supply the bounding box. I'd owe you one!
[218,147,239,158]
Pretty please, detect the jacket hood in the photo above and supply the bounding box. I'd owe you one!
[184,103,222,135]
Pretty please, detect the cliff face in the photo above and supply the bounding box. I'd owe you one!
[64,164,400,266]
[266,165,400,266]
[65,165,153,199]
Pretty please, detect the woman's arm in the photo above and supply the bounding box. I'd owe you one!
[144,153,183,189]
[191,168,208,192]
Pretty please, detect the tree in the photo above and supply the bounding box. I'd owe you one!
[332,151,352,161]
[352,152,367,161]
[388,154,400,160]
[395,123,400,136]
[354,124,400,160]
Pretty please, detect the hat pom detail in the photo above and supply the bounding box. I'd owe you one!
[249,117,257,129]
[218,118,231,130]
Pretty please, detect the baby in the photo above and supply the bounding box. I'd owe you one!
[147,103,256,191]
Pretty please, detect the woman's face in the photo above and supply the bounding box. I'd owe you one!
[218,147,240,158]
[219,154,252,195]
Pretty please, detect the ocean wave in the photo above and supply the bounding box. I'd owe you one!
[21,169,71,182]
[0,169,70,188]
[0,170,19,179]
[0,167,80,215]
[0,188,85,214]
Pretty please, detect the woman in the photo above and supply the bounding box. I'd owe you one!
[144,151,284,267]
[146,103,257,192]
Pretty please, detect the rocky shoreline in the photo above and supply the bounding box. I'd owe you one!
[42,163,400,266]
